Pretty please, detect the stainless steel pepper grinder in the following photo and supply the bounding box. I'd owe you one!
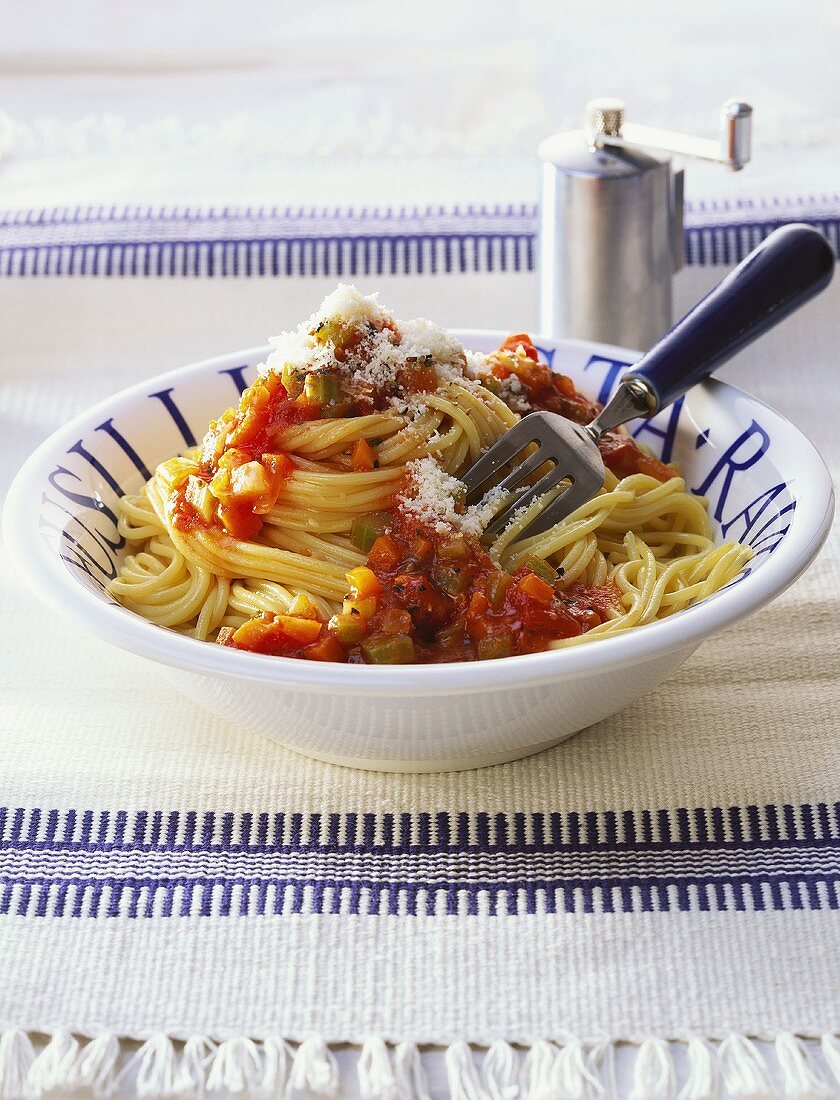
[538,98,753,350]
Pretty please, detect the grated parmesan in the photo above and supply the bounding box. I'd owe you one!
[464,350,489,377]
[399,457,508,539]
[260,283,471,400]
[497,373,531,414]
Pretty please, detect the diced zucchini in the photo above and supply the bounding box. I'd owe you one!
[303,371,341,406]
[280,364,305,397]
[438,535,469,560]
[328,613,366,645]
[518,554,556,585]
[230,460,271,500]
[485,570,512,609]
[412,537,434,561]
[477,632,515,660]
[361,633,416,664]
[310,317,346,347]
[434,564,469,595]
[350,511,393,552]
[434,620,466,648]
[209,466,233,501]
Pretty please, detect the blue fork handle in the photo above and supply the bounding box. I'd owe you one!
[624,223,834,412]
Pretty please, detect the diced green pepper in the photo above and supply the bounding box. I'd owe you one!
[518,554,556,585]
[350,511,393,553]
[477,632,515,660]
[304,371,341,406]
[361,633,416,664]
[485,570,512,609]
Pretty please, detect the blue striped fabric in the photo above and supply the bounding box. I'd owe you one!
[1,199,838,277]
[2,804,838,917]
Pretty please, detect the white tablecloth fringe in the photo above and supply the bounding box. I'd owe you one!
[2,1028,840,1099]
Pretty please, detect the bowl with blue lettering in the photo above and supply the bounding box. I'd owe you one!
[3,333,833,772]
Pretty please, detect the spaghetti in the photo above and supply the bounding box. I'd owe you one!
[110,286,752,663]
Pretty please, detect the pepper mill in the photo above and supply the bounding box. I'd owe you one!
[537,98,753,350]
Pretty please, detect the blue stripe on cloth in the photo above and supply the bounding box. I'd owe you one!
[1,200,838,276]
[1,804,838,916]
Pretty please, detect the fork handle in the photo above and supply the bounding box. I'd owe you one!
[624,223,834,412]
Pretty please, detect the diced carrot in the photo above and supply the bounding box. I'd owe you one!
[367,534,404,571]
[398,361,439,393]
[351,438,376,471]
[304,635,347,662]
[465,591,491,641]
[232,617,275,648]
[518,573,555,604]
[553,373,578,398]
[346,566,382,600]
[275,615,322,644]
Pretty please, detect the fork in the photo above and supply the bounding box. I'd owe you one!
[463,223,834,541]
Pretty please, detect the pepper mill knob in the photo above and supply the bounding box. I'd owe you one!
[584,98,626,141]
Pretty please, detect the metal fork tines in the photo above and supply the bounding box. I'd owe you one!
[462,411,605,541]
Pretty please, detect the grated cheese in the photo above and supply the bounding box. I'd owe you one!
[396,318,465,367]
[313,284,387,328]
[464,350,489,377]
[497,373,531,414]
[399,457,508,539]
[260,283,471,399]
[399,458,464,535]
[462,482,509,537]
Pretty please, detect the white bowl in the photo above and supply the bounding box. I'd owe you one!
[3,333,834,771]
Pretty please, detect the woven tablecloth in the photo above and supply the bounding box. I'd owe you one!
[1,197,839,1099]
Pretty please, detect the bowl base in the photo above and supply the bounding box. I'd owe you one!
[276,731,576,773]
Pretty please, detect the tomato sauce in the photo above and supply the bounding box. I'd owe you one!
[489,334,677,482]
[219,508,621,664]
[217,374,321,464]
[171,373,318,537]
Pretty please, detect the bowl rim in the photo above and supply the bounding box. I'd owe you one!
[3,332,835,697]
